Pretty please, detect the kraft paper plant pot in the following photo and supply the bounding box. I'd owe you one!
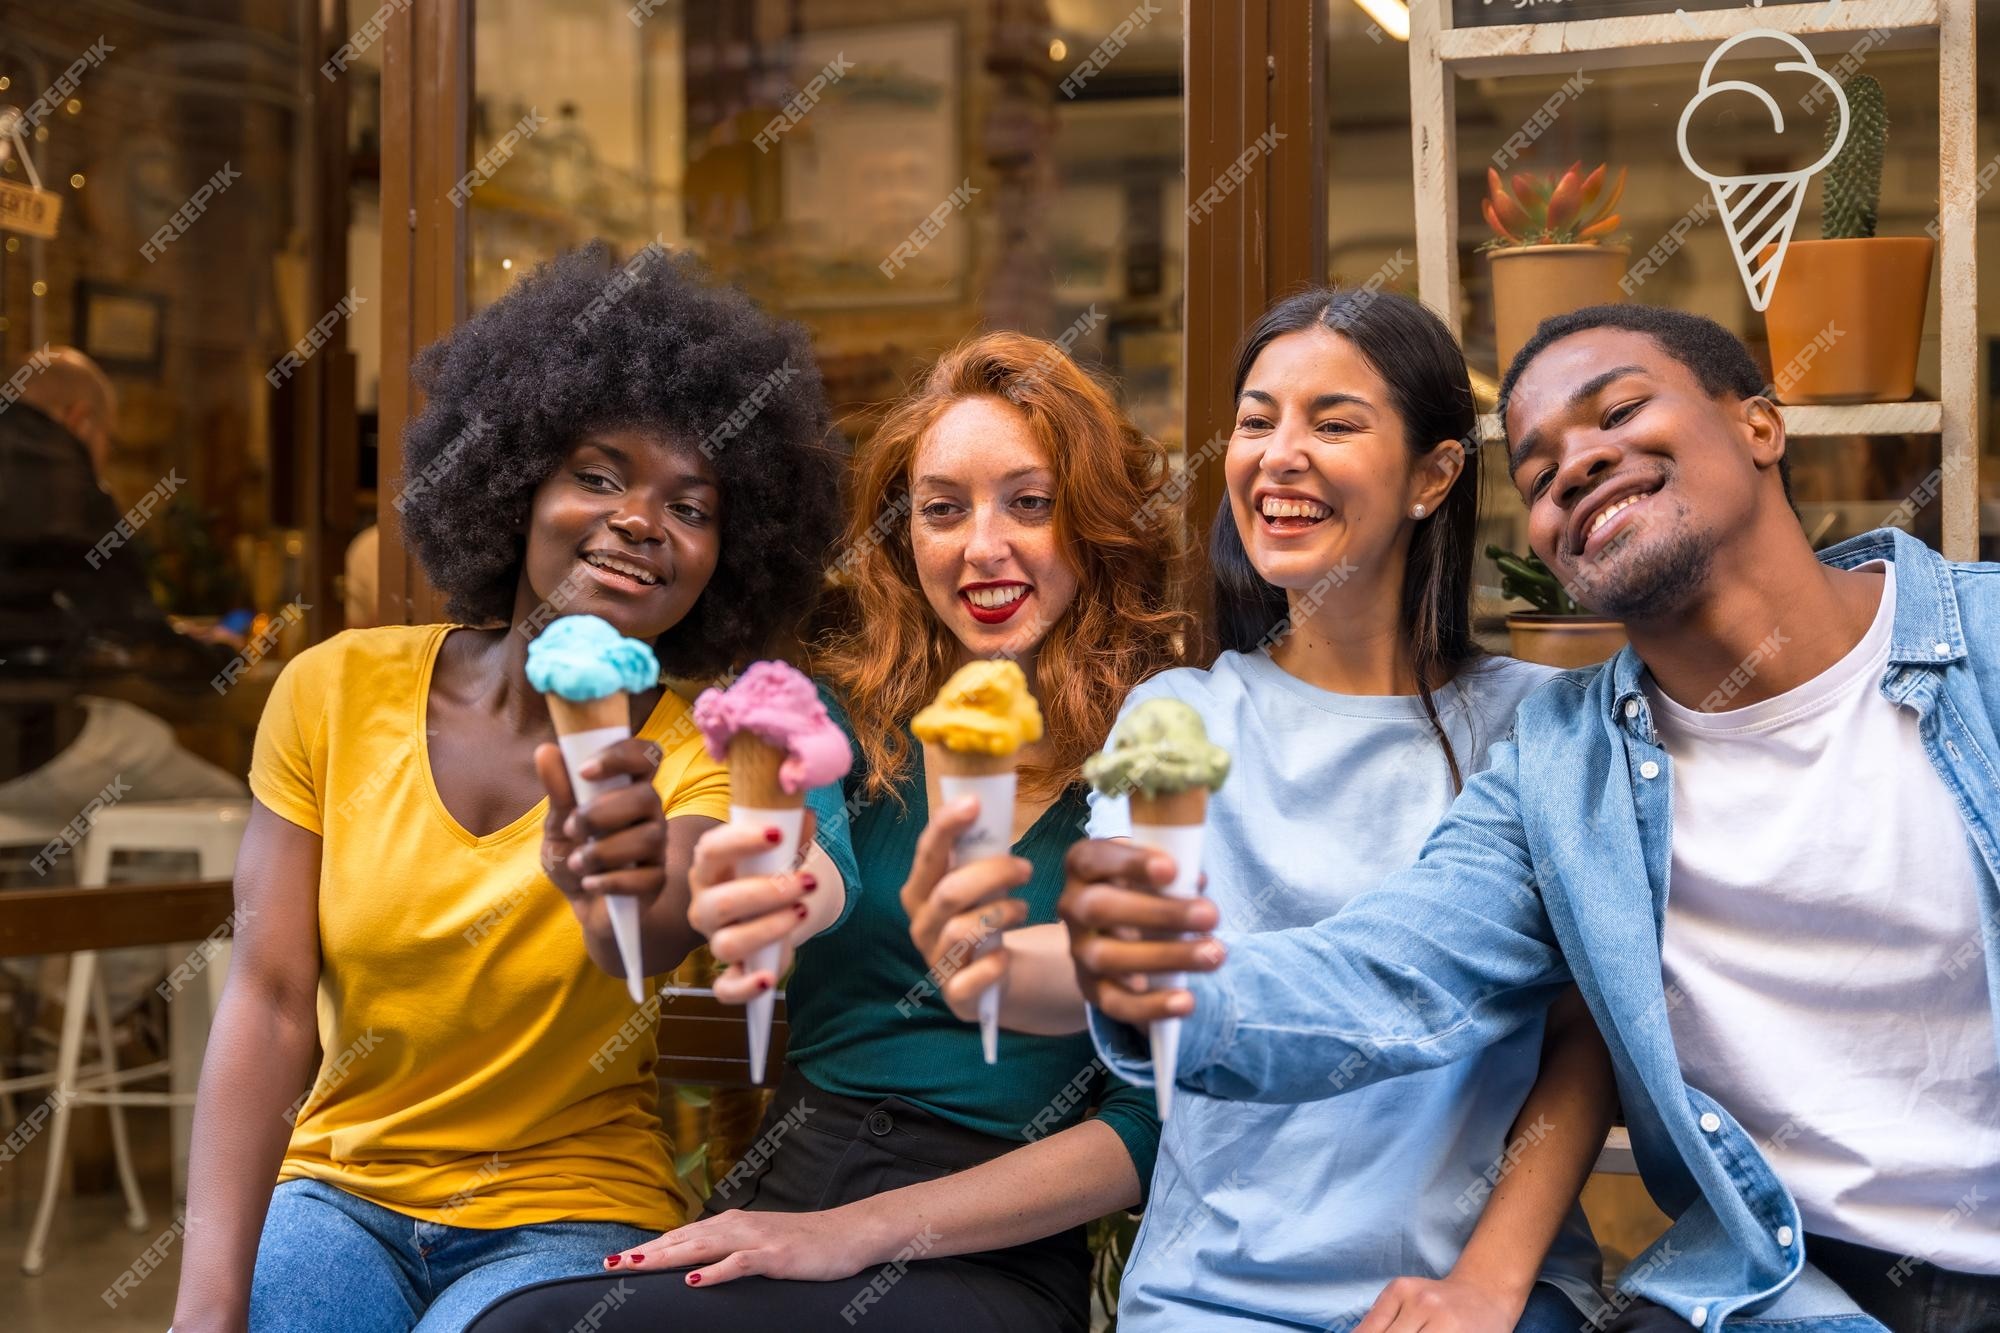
[1505,613,1627,669]
[1488,245,1630,376]
[1759,237,1934,404]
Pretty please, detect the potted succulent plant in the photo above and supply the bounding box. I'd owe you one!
[1760,75,1934,404]
[1482,161,1629,373]
[1486,544,1627,668]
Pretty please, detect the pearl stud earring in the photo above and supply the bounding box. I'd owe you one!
[1412,504,1426,518]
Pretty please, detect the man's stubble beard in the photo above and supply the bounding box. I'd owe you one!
[1564,498,1714,622]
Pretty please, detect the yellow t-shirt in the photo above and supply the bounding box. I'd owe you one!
[250,623,728,1231]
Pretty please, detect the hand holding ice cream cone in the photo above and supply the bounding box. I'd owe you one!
[900,796,1033,1026]
[692,661,852,1083]
[528,614,667,1004]
[1083,698,1229,1120]
[910,660,1044,1063]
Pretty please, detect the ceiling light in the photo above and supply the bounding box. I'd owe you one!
[1352,0,1410,42]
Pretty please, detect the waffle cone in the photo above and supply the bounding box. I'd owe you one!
[927,744,1017,778]
[545,693,627,736]
[1129,787,1207,827]
[728,733,804,809]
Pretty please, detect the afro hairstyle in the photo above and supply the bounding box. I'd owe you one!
[1497,303,1790,501]
[399,242,844,677]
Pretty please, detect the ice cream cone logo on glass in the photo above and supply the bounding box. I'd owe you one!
[1083,698,1229,1122]
[693,661,853,1086]
[911,660,1044,1065]
[526,614,664,1005]
[1677,29,1849,312]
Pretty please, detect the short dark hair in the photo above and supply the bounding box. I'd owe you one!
[1497,304,1789,500]
[399,242,844,677]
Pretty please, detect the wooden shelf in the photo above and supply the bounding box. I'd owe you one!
[1776,400,1942,436]
[1412,0,1978,558]
[1439,0,1939,77]
[1476,401,1941,445]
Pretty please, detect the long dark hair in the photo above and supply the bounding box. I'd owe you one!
[1210,286,1482,788]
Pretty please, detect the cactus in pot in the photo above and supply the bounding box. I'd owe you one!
[1761,70,1929,404]
[1821,74,1886,240]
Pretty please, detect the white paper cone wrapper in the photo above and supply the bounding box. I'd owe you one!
[557,724,634,807]
[939,771,1016,865]
[1131,820,1205,1120]
[938,770,1015,1063]
[731,803,807,1085]
[555,722,646,1003]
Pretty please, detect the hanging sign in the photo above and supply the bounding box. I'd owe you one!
[0,109,61,240]
[0,179,61,239]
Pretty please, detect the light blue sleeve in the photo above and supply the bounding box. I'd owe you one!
[1088,734,1573,1103]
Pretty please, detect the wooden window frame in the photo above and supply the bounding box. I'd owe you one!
[376,0,471,625]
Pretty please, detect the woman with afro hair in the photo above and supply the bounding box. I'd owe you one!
[171,243,843,1333]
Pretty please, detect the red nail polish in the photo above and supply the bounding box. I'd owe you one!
[800,872,818,893]
[764,827,783,844]
[630,1254,645,1265]
[687,1272,702,1285]
[759,976,773,991]
[795,903,809,919]
[607,1254,622,1266]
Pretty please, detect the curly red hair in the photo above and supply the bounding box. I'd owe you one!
[814,331,1195,806]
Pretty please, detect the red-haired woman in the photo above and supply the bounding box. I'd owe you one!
[468,332,1193,1332]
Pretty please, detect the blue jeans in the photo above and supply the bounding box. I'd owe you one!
[1518,1281,1600,1333]
[247,1178,654,1333]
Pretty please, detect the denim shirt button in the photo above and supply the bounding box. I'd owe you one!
[1624,699,1640,719]
[1777,1225,1794,1246]
[1691,1306,1709,1327]
[1699,1112,1721,1132]
[1640,760,1661,780]
[1935,642,1950,656]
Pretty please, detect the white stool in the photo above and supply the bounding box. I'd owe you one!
[20,799,248,1277]
[0,812,100,1136]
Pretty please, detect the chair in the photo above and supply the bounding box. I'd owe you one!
[654,985,788,1090]
[18,799,247,1277]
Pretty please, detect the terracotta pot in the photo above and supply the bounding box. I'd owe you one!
[1505,614,1627,669]
[1488,245,1630,376]
[1759,237,1933,404]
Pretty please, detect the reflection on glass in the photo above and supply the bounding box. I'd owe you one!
[469,0,1185,454]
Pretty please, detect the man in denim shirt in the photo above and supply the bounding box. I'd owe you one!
[1064,307,1999,1333]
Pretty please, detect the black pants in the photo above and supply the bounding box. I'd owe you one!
[464,1066,1091,1333]
[1605,1234,2000,1333]
[1806,1234,2000,1333]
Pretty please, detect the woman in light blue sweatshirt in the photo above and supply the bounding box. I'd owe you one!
[903,288,1611,1331]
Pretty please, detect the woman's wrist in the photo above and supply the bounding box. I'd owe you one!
[1445,1248,1537,1315]
[823,1195,905,1272]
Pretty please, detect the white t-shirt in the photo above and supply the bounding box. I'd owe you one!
[1648,561,2000,1273]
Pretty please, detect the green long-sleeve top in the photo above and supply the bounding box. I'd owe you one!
[791,688,1160,1196]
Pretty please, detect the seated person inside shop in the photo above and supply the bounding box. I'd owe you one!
[0,346,242,843]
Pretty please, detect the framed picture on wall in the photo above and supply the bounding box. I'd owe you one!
[74,281,167,375]
[777,19,965,309]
